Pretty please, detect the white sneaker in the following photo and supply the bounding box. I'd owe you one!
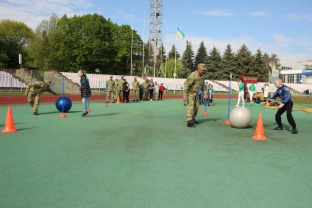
[150,99,152,101]
[235,105,239,107]
[242,105,245,107]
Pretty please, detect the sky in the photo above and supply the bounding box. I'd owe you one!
[0,0,311,62]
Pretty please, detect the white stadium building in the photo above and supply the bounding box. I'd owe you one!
[280,60,312,84]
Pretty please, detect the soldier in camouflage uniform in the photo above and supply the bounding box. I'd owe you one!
[142,78,150,101]
[25,80,57,115]
[183,63,208,127]
[119,76,125,102]
[114,79,119,101]
[107,76,115,103]
[132,77,140,101]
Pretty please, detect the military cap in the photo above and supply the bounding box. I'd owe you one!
[198,63,207,70]
[44,80,51,85]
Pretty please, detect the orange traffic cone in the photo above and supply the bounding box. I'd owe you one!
[252,113,267,140]
[116,95,120,104]
[60,113,67,118]
[2,107,17,133]
[199,106,203,110]
[87,108,91,112]
[224,119,231,125]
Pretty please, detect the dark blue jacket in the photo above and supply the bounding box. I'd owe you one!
[270,85,292,103]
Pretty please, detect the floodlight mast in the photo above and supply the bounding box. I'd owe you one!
[149,0,163,77]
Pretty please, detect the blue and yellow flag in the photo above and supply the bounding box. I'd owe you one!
[176,27,185,40]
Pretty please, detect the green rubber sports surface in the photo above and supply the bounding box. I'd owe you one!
[0,99,311,208]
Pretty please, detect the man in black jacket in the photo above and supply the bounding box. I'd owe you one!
[122,79,130,103]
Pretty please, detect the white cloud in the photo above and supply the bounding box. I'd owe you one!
[201,10,232,16]
[0,0,92,29]
[296,38,312,51]
[114,10,133,21]
[273,34,293,47]
[162,34,310,62]
[288,13,312,21]
[248,12,268,16]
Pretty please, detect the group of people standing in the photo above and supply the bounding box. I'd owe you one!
[197,84,214,106]
[236,80,270,107]
[141,78,166,101]
[106,76,166,103]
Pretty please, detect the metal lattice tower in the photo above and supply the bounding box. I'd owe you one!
[149,0,163,77]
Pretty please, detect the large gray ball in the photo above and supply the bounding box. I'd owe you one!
[230,107,252,128]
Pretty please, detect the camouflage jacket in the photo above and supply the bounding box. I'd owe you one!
[132,81,140,90]
[142,81,150,90]
[119,79,125,91]
[183,71,206,97]
[107,79,115,91]
[26,81,56,95]
[115,81,120,92]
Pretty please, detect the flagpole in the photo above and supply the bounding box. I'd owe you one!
[142,10,145,78]
[174,25,178,93]
[164,23,168,78]
[131,7,134,76]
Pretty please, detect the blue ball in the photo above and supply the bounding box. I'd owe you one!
[55,96,72,113]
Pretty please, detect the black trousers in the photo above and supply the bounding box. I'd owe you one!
[158,92,163,100]
[275,101,296,128]
[139,91,143,100]
[149,90,154,100]
[123,90,129,102]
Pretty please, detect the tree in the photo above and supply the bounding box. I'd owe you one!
[168,44,180,59]
[235,44,253,80]
[220,44,236,80]
[253,48,268,82]
[53,14,144,74]
[194,41,208,68]
[205,46,222,80]
[181,40,194,78]
[0,19,34,68]
[164,58,182,78]
[262,53,280,82]
[27,13,60,70]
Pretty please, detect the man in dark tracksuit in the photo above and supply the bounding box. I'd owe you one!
[270,78,298,133]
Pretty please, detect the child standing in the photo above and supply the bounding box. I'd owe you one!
[249,83,256,103]
[236,79,245,107]
[78,70,91,117]
[209,84,215,104]
[198,89,203,105]
[154,82,159,100]
[158,83,165,100]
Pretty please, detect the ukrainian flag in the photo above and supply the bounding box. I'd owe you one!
[176,27,185,40]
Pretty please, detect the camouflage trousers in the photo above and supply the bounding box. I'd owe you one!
[186,93,199,121]
[115,90,121,101]
[143,90,149,100]
[27,93,40,113]
[107,90,114,102]
[132,89,139,100]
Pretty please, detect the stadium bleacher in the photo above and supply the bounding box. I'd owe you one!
[60,72,230,92]
[0,71,27,90]
[2,70,310,94]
